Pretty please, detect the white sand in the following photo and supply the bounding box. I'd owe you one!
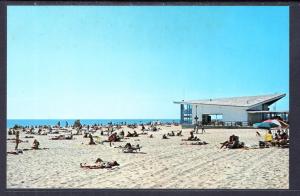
[6,125,288,189]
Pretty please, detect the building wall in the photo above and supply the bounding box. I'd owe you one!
[248,113,263,124]
[191,104,249,124]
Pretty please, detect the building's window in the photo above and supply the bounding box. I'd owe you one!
[210,114,223,122]
[181,104,192,124]
[202,114,223,125]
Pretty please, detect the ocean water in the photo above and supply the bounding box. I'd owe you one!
[7,119,180,128]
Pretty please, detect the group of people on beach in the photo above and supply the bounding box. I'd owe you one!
[218,128,289,150]
[180,131,201,141]
[194,123,206,134]
[167,130,182,137]
[258,129,289,148]
[8,121,289,173]
[7,128,42,155]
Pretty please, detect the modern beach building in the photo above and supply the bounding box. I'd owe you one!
[174,93,288,127]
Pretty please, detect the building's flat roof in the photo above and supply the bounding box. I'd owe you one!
[174,93,286,108]
[247,110,289,114]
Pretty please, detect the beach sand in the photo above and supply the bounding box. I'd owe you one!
[6,125,288,189]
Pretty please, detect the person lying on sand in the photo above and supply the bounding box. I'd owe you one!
[7,149,23,155]
[22,147,49,151]
[182,135,200,141]
[138,132,148,135]
[121,143,141,153]
[114,142,140,149]
[191,141,208,145]
[167,131,175,136]
[126,131,139,137]
[181,141,208,145]
[80,158,119,169]
[50,135,64,140]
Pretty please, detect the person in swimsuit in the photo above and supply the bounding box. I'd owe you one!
[32,139,40,149]
[15,130,20,150]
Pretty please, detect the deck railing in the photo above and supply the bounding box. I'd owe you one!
[195,121,254,127]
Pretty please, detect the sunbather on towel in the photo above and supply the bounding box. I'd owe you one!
[80,158,119,169]
[7,149,23,155]
[181,141,208,145]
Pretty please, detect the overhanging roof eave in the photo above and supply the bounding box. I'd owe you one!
[246,94,286,110]
[173,102,249,107]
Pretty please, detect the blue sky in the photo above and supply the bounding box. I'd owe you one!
[7,6,289,119]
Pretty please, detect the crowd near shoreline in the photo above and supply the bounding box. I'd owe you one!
[7,120,289,189]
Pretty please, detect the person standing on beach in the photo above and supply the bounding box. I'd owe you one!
[88,133,96,145]
[194,124,199,134]
[201,124,205,134]
[15,130,20,150]
[108,133,117,147]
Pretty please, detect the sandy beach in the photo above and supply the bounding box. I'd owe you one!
[6,125,289,189]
